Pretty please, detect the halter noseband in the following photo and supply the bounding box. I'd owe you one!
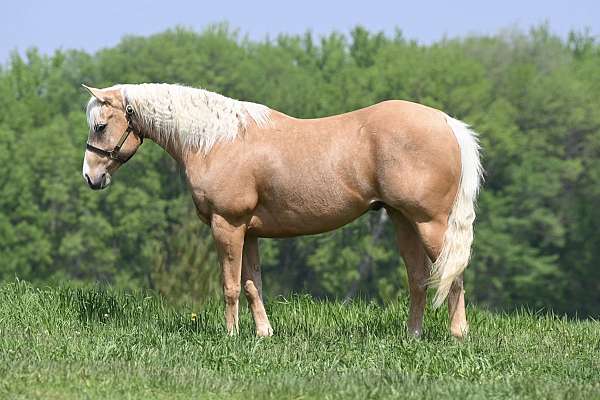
[85,103,143,164]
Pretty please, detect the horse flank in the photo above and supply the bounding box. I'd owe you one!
[86,83,272,153]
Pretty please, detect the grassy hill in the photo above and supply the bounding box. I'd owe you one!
[0,281,598,399]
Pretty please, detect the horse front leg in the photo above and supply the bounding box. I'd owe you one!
[211,214,246,335]
[242,235,273,337]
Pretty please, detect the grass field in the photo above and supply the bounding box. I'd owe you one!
[0,281,598,399]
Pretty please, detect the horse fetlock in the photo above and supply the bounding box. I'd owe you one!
[243,280,259,297]
[227,323,240,336]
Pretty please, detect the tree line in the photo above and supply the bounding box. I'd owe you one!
[0,24,598,317]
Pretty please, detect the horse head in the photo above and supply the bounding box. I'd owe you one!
[82,84,143,190]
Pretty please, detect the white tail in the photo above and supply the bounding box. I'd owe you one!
[430,115,483,308]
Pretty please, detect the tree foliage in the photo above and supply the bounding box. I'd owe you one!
[0,25,598,316]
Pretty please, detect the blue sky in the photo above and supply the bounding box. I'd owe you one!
[2,1,598,63]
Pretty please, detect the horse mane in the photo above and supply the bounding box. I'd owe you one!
[86,83,271,153]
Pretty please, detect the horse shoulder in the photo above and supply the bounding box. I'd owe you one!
[185,151,259,224]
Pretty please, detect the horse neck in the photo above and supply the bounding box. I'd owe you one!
[125,84,251,164]
[130,116,183,164]
[123,83,272,167]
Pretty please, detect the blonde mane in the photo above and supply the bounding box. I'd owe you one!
[86,83,271,153]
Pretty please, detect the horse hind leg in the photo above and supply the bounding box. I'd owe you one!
[447,274,468,337]
[388,209,428,337]
[415,217,469,338]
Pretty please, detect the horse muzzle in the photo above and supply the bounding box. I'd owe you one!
[84,171,111,190]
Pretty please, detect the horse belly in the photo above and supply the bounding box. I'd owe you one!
[248,173,372,237]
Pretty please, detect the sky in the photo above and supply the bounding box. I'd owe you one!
[1,1,599,63]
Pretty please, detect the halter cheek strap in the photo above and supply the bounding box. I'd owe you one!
[85,104,143,164]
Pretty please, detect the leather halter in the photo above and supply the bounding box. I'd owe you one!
[85,104,143,164]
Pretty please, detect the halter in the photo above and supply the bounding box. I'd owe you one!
[85,104,143,164]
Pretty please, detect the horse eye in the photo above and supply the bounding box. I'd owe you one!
[94,123,107,133]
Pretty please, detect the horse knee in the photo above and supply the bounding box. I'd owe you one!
[223,284,241,305]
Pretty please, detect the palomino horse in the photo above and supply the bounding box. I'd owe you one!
[82,83,482,338]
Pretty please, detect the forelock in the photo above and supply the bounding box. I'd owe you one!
[86,98,103,128]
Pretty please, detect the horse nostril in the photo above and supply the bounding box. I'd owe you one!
[85,173,92,186]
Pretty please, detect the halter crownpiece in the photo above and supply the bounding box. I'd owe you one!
[85,102,143,164]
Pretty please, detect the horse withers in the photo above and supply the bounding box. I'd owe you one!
[81,83,482,338]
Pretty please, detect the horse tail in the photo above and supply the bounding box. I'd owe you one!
[430,115,483,308]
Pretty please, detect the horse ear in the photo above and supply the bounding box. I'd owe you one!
[82,84,112,105]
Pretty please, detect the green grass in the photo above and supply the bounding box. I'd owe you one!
[0,281,598,399]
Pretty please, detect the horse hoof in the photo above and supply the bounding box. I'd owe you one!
[256,325,273,337]
[451,323,469,339]
[407,328,422,338]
